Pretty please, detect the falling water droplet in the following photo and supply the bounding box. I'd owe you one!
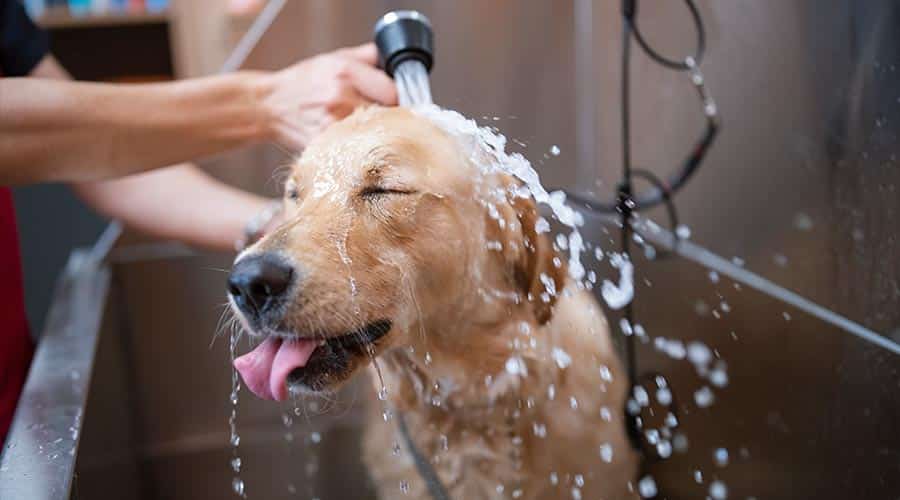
[694,386,715,408]
[656,440,673,458]
[709,367,729,388]
[638,476,658,498]
[714,447,730,467]
[599,443,614,463]
[664,412,678,428]
[550,145,561,156]
[633,386,649,406]
[709,480,728,499]
[626,398,641,416]
[773,253,789,267]
[793,213,813,231]
[232,478,245,496]
[687,341,712,366]
[656,387,673,405]
[600,406,612,422]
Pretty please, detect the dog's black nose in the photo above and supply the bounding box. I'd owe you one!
[228,254,294,317]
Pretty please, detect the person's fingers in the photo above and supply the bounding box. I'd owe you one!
[330,86,370,121]
[344,60,398,106]
[341,43,378,65]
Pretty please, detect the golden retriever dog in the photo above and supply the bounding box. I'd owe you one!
[228,106,638,499]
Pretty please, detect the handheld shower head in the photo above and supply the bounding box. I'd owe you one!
[374,10,434,77]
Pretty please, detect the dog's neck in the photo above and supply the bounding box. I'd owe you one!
[374,299,560,426]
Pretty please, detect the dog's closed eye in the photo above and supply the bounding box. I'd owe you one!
[359,186,417,199]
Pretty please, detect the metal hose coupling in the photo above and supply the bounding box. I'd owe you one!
[374,10,434,77]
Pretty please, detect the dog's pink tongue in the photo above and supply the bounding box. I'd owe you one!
[234,337,317,401]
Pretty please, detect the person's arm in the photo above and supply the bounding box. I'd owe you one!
[73,166,273,252]
[1,43,396,186]
[0,73,268,184]
[31,56,273,252]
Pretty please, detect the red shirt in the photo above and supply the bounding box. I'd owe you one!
[1,0,50,444]
[0,187,33,443]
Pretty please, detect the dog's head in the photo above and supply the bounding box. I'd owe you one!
[229,106,564,399]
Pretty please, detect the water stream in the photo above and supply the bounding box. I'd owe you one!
[394,60,433,107]
[228,329,246,498]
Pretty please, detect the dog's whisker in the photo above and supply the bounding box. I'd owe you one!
[200,266,231,274]
[211,302,240,349]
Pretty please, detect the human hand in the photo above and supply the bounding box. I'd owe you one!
[258,43,398,151]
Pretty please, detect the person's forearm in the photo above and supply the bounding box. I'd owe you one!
[73,164,271,252]
[0,73,274,185]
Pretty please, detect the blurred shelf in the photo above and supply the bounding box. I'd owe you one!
[36,6,169,29]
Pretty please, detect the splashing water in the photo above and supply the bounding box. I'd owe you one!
[601,252,634,309]
[413,105,590,285]
[389,56,737,496]
[394,61,593,285]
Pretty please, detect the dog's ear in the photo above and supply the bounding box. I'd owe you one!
[506,189,567,325]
